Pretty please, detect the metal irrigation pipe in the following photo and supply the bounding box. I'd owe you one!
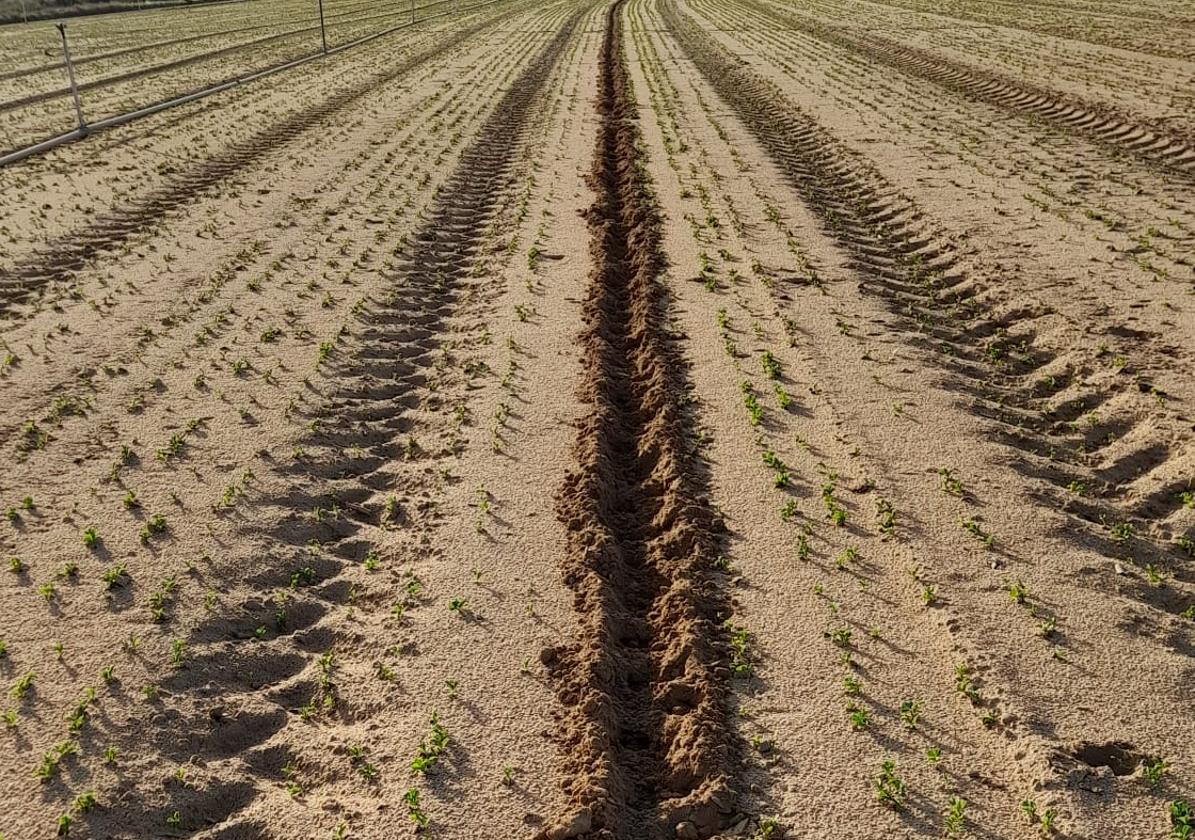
[56,23,88,133]
[317,0,328,53]
[0,0,504,168]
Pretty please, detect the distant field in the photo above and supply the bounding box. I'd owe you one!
[0,0,453,153]
[0,0,229,26]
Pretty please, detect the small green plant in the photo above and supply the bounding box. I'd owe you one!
[7,556,22,574]
[944,797,966,835]
[899,700,921,730]
[411,712,450,775]
[403,787,429,829]
[760,351,781,380]
[1040,808,1057,835]
[139,514,167,544]
[101,564,128,590]
[876,499,895,534]
[960,517,993,547]
[926,747,942,764]
[1145,564,1166,587]
[741,381,763,426]
[727,624,753,676]
[874,760,906,809]
[1109,521,1134,542]
[1143,757,1167,787]
[1171,800,1192,840]
[11,671,34,700]
[954,664,979,704]
[847,704,871,731]
[938,468,963,495]
[828,627,852,648]
[1008,579,1029,604]
[82,527,100,549]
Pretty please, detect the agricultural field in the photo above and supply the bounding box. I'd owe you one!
[0,0,1192,837]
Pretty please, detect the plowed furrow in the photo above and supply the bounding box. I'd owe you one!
[662,4,1192,598]
[0,4,517,316]
[743,0,1195,177]
[541,3,733,839]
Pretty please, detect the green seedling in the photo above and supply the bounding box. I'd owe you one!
[727,624,753,677]
[899,700,921,730]
[411,712,450,775]
[1008,579,1029,604]
[874,760,906,809]
[960,517,993,547]
[403,788,429,829]
[11,671,34,700]
[1143,757,1167,788]
[938,468,963,496]
[847,704,871,731]
[1171,800,1192,840]
[944,797,966,835]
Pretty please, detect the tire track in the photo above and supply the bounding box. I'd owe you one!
[853,0,1195,61]
[539,3,735,838]
[741,0,1195,177]
[101,7,584,836]
[0,3,516,316]
[661,2,1194,620]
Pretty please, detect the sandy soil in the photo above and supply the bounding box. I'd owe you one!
[0,0,1192,838]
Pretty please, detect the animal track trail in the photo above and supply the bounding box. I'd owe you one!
[85,9,586,836]
[540,3,736,839]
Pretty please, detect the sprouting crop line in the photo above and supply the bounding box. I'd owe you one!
[662,4,1192,593]
[126,6,584,833]
[855,0,1195,62]
[542,3,734,839]
[0,6,518,316]
[741,0,1195,177]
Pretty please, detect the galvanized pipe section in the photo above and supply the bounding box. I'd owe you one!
[56,23,88,132]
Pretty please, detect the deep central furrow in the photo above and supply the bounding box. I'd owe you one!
[543,3,733,839]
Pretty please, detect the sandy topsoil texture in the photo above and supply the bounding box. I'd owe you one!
[0,0,1193,838]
